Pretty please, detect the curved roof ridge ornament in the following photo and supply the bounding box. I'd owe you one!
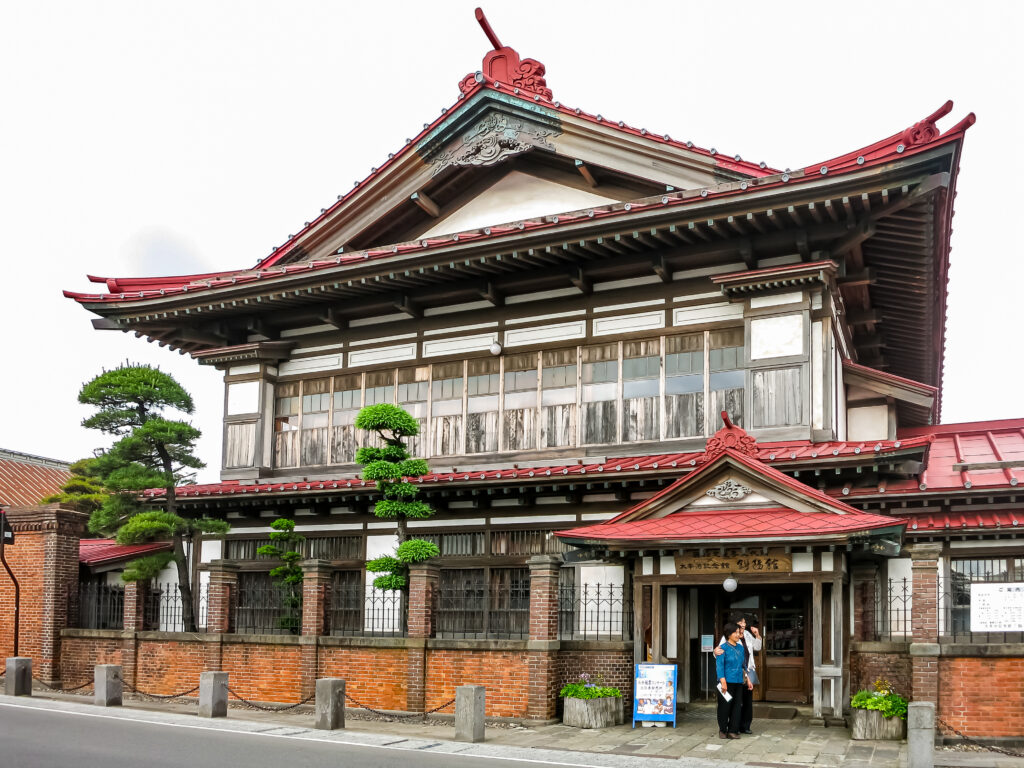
[901,100,954,147]
[459,8,553,101]
[699,411,758,463]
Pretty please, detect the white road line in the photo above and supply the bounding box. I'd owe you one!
[0,699,610,768]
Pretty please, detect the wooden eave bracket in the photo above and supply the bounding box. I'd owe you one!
[574,159,598,187]
[411,191,440,218]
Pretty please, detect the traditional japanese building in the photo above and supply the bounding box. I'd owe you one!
[60,11,1023,738]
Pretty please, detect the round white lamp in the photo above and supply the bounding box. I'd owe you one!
[489,341,503,356]
[722,576,738,593]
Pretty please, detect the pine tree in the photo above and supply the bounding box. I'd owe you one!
[355,404,438,590]
[79,364,229,631]
[40,458,107,514]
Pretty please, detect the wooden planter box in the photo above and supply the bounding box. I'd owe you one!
[851,708,906,740]
[562,696,624,728]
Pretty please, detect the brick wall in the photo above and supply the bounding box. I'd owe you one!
[849,647,912,699]
[0,506,86,680]
[426,647,530,718]
[557,645,634,718]
[939,657,1024,739]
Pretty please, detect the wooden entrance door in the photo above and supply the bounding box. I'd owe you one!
[762,589,810,703]
[716,587,810,703]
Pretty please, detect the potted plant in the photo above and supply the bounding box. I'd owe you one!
[850,678,908,740]
[559,673,624,728]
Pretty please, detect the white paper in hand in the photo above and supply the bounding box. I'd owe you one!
[716,683,732,702]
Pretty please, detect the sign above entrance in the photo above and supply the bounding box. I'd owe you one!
[675,552,792,574]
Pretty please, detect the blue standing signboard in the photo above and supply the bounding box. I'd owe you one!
[633,663,678,728]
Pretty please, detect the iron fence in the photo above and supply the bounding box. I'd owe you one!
[76,582,125,630]
[860,577,911,641]
[436,582,531,639]
[328,584,407,637]
[558,583,633,641]
[236,574,302,635]
[144,582,210,633]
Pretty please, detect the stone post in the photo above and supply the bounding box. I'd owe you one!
[455,684,486,742]
[406,562,439,713]
[94,664,122,707]
[299,559,333,699]
[198,671,228,717]
[526,554,561,722]
[314,677,346,730]
[908,543,943,707]
[5,657,32,696]
[205,560,239,634]
[908,701,936,768]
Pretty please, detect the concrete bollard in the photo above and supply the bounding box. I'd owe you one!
[198,671,229,718]
[455,684,485,743]
[5,657,32,696]
[908,701,935,768]
[314,678,346,730]
[94,664,122,707]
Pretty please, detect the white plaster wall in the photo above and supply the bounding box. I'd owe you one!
[750,314,804,359]
[847,404,889,442]
[226,381,259,415]
[422,171,615,236]
[888,557,913,637]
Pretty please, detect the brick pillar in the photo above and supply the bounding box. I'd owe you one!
[206,561,238,634]
[852,564,879,642]
[406,563,438,712]
[299,560,332,700]
[0,507,87,684]
[121,579,148,689]
[526,554,561,722]
[908,543,943,706]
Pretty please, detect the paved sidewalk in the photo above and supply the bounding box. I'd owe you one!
[10,687,1024,768]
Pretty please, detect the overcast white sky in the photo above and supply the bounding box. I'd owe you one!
[2,1,1021,483]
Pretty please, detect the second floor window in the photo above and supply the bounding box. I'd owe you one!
[269,326,764,468]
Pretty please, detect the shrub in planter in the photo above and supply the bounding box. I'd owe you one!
[560,674,623,728]
[850,678,908,740]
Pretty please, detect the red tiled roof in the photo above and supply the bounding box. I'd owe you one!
[146,436,931,500]
[904,509,1022,533]
[79,539,173,566]
[0,449,71,507]
[845,418,1024,496]
[62,85,974,306]
[556,507,905,544]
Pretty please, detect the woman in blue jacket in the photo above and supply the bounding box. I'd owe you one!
[715,622,748,739]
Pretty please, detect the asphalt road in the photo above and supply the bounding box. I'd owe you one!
[0,703,572,768]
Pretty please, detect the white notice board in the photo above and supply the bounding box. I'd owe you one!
[970,582,1024,632]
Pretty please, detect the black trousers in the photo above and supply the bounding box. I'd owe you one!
[716,682,744,734]
[738,681,754,732]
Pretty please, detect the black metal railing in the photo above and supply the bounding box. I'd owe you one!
[144,582,210,632]
[558,583,633,641]
[860,577,911,641]
[235,576,302,635]
[328,585,407,637]
[436,583,531,639]
[76,582,125,630]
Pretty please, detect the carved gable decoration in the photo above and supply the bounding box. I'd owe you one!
[430,112,556,176]
[705,479,753,502]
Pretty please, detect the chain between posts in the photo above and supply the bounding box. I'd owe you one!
[344,692,456,719]
[227,687,315,712]
[32,677,93,693]
[936,717,1024,758]
[120,676,201,701]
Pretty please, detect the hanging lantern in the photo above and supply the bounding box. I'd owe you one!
[723,576,738,593]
